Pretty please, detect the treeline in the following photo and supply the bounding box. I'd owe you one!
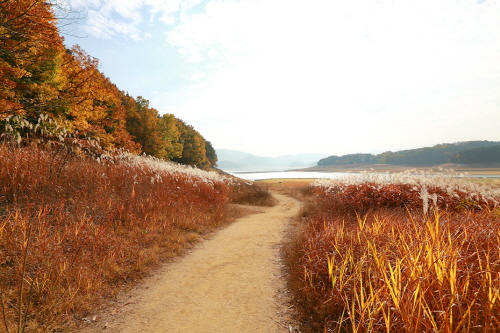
[0,0,216,168]
[451,145,500,164]
[318,141,500,166]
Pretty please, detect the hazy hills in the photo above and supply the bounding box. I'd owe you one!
[216,149,328,171]
[318,141,500,167]
[217,141,500,172]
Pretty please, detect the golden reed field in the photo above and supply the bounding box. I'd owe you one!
[282,171,500,332]
[0,143,272,332]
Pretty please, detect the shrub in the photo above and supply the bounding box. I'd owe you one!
[286,172,500,332]
[227,177,277,207]
[0,144,231,331]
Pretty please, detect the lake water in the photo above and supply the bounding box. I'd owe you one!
[227,170,500,181]
[228,171,353,181]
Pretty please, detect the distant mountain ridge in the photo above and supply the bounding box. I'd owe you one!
[216,149,328,171]
[318,141,500,167]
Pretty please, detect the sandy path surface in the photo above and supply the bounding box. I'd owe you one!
[80,193,300,333]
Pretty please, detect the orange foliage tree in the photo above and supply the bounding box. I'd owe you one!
[0,0,217,167]
[60,46,140,151]
[173,119,214,168]
[0,0,66,118]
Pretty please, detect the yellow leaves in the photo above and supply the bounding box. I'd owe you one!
[60,46,130,147]
[1,2,211,164]
[316,210,500,332]
[483,254,500,310]
[0,0,66,119]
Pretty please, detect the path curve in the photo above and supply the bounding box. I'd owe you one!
[80,192,300,333]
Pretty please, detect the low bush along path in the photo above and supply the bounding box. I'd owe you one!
[80,192,301,333]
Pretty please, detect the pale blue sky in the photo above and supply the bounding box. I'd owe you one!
[63,0,500,157]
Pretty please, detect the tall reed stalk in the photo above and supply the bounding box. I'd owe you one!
[0,143,267,331]
[287,173,500,332]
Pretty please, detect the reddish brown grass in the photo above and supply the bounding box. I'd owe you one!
[0,144,270,332]
[227,177,277,207]
[285,175,500,332]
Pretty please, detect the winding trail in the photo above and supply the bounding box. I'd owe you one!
[80,193,300,333]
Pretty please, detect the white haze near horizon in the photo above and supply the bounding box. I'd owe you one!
[63,0,500,158]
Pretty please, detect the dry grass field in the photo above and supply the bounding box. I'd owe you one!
[0,144,274,332]
[283,172,500,332]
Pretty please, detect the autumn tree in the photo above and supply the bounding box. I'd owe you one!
[59,46,101,129]
[0,0,66,118]
[451,145,500,164]
[158,113,182,159]
[124,100,217,167]
[97,80,141,152]
[59,46,139,150]
[124,96,168,158]
[0,1,217,167]
[172,119,213,168]
[205,140,217,167]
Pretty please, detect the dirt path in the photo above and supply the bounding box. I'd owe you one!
[80,192,301,333]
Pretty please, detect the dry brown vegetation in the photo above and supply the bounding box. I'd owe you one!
[0,143,273,332]
[284,172,500,332]
[228,177,278,206]
[255,178,316,198]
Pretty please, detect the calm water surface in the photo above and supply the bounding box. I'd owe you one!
[227,170,500,181]
[228,171,354,181]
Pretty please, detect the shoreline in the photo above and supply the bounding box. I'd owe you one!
[291,163,500,175]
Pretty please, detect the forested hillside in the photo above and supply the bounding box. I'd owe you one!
[318,141,500,167]
[451,145,500,164]
[0,0,216,168]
